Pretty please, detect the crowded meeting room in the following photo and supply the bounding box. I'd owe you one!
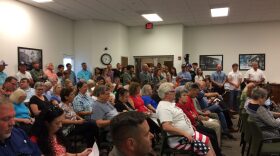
[1,0,280,156]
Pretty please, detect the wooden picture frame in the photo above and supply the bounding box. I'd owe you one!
[18,47,43,70]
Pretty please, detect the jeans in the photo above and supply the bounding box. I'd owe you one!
[229,90,240,111]
[205,104,229,133]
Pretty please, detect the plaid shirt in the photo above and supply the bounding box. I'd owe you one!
[73,93,93,120]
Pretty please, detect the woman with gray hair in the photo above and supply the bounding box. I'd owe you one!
[141,84,157,112]
[10,88,34,134]
[156,82,216,156]
[246,87,280,138]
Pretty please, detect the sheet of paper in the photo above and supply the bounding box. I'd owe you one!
[89,142,99,156]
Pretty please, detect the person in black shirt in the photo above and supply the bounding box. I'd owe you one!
[114,88,134,112]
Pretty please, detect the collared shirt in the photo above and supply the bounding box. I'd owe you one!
[16,71,33,81]
[23,87,35,103]
[44,69,58,81]
[68,70,77,85]
[122,72,132,85]
[91,100,118,121]
[77,70,92,81]
[228,70,243,90]
[30,69,44,82]
[139,71,152,85]
[211,71,226,84]
[244,68,266,82]
[178,71,192,81]
[0,128,41,156]
[0,72,7,86]
[73,93,93,120]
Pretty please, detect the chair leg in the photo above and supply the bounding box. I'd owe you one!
[246,141,251,156]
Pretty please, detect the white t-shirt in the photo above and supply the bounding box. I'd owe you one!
[244,68,266,82]
[228,71,243,90]
[16,71,33,81]
[156,101,194,144]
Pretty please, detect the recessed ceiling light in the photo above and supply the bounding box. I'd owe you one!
[211,7,229,17]
[32,0,53,3]
[141,14,163,22]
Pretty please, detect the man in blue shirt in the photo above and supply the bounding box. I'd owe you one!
[177,64,192,85]
[0,97,41,155]
[210,64,227,95]
[77,62,92,82]
[0,60,8,86]
[66,63,77,85]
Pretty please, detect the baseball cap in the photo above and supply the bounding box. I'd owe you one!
[19,62,27,66]
[0,60,8,66]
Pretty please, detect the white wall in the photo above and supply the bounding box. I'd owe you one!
[184,22,280,83]
[128,24,184,70]
[74,20,129,72]
[0,0,73,75]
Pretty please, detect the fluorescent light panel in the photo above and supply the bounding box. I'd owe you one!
[142,14,163,22]
[211,7,229,17]
[32,0,53,3]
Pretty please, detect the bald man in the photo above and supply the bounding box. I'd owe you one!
[210,64,227,95]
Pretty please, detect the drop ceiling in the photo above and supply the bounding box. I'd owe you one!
[18,0,280,26]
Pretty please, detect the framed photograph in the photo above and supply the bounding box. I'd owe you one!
[18,47,43,70]
[239,53,265,71]
[199,55,223,71]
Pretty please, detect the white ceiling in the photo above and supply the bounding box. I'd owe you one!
[18,0,280,26]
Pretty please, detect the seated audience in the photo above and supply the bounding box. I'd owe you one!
[10,89,34,135]
[30,61,47,83]
[109,111,155,156]
[19,78,35,103]
[0,97,41,155]
[86,79,95,97]
[195,68,205,82]
[114,88,134,112]
[30,105,92,156]
[141,84,158,111]
[64,79,74,90]
[246,87,280,138]
[59,88,99,148]
[129,82,150,113]
[156,82,215,156]
[29,82,51,117]
[240,82,255,110]
[16,62,34,85]
[43,81,53,101]
[0,76,17,97]
[73,81,93,120]
[50,84,62,105]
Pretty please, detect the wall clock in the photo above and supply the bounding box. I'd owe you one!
[100,53,112,65]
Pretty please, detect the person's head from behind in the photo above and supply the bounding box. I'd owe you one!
[141,84,153,96]
[158,82,175,101]
[87,79,95,89]
[81,62,87,70]
[129,82,141,96]
[185,82,200,98]
[216,64,222,72]
[232,63,238,72]
[44,81,52,92]
[93,85,110,102]
[110,111,154,155]
[9,89,26,104]
[19,78,30,90]
[60,88,75,103]
[115,88,129,103]
[251,61,259,70]
[3,76,17,91]
[251,87,268,105]
[0,97,15,141]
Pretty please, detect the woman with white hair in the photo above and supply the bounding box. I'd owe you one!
[141,84,157,112]
[156,82,216,156]
[10,88,34,134]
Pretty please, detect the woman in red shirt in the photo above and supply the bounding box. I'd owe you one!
[128,82,149,113]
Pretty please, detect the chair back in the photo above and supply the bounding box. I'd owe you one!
[157,119,169,155]
[247,116,263,156]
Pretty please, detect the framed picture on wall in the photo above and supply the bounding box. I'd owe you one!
[199,55,223,71]
[18,47,43,70]
[239,53,265,71]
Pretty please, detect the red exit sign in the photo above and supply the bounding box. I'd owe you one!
[145,23,153,29]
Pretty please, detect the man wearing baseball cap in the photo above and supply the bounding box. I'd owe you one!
[0,60,8,86]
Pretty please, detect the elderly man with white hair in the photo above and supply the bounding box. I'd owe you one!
[156,82,216,156]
